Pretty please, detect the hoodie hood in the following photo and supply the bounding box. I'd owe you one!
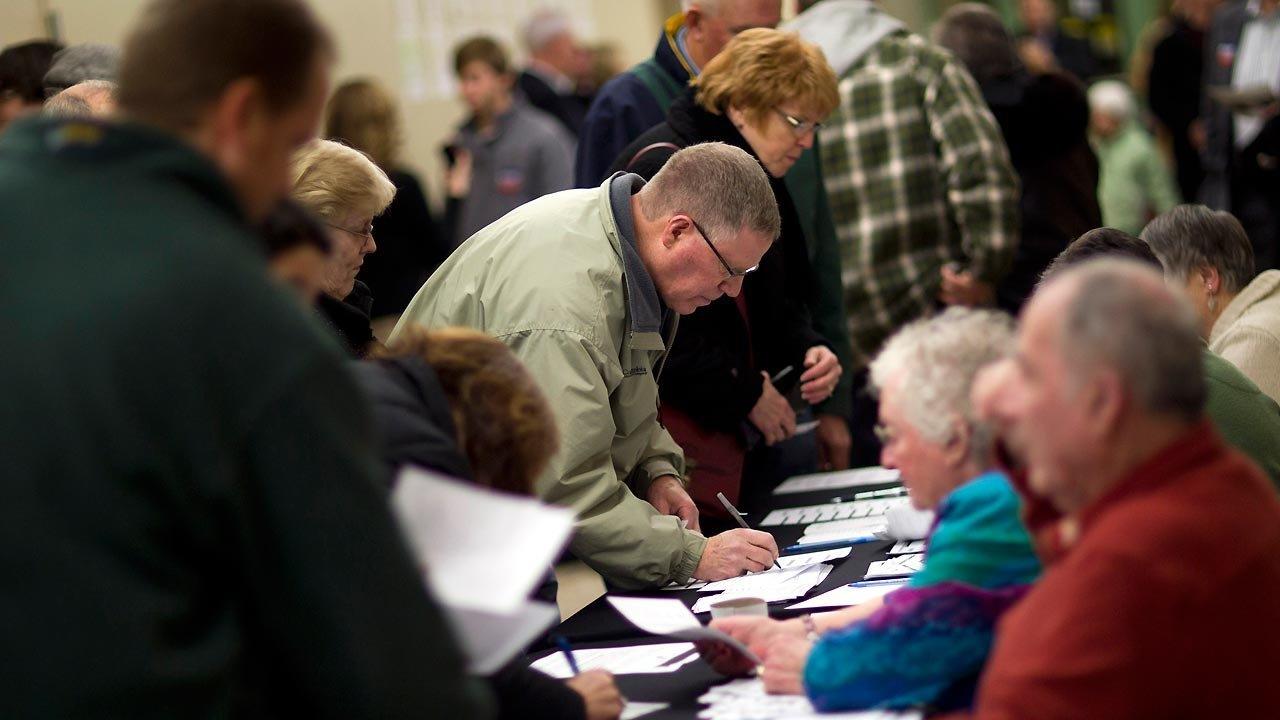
[783,0,905,77]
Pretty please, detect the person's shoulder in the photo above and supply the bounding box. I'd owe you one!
[585,70,649,115]
[513,104,574,146]
[1204,347,1272,399]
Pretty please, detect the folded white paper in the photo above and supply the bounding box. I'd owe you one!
[449,602,560,674]
[606,596,761,664]
[530,641,699,679]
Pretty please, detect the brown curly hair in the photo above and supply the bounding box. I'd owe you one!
[382,327,558,495]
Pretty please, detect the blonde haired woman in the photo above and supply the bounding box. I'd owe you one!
[290,138,395,357]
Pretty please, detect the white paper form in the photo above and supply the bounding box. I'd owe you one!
[698,678,923,720]
[621,701,669,720]
[761,496,909,527]
[776,547,852,568]
[606,596,762,663]
[391,466,574,615]
[530,642,699,679]
[864,553,925,579]
[795,516,886,545]
[449,602,560,674]
[773,466,903,495]
[691,565,833,613]
[888,540,926,555]
[787,578,909,611]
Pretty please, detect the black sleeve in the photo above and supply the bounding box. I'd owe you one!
[487,661,586,720]
[394,172,451,274]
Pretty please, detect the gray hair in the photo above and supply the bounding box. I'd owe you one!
[43,80,117,118]
[1053,259,1207,422]
[868,307,1015,464]
[637,141,781,243]
[1088,80,1135,123]
[1140,204,1255,294]
[933,3,1021,84]
[522,9,573,54]
[43,43,119,97]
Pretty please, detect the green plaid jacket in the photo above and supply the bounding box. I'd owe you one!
[819,30,1019,369]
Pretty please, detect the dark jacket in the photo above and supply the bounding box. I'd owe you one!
[517,69,588,139]
[317,279,376,358]
[608,91,829,433]
[1148,16,1207,202]
[0,117,490,719]
[358,168,449,317]
[982,70,1101,312]
[575,13,692,187]
[352,357,584,720]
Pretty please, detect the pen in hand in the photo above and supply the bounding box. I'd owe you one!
[554,634,580,675]
[716,491,782,571]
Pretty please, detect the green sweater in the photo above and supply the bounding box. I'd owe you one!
[0,118,491,719]
[1094,123,1181,234]
[1204,349,1280,487]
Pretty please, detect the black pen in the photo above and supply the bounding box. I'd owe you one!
[716,491,782,571]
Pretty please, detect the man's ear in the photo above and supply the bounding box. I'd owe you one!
[1084,368,1126,440]
[204,77,265,178]
[662,214,693,250]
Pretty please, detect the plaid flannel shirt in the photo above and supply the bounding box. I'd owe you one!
[819,30,1019,369]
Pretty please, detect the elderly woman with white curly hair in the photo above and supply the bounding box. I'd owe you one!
[700,308,1042,714]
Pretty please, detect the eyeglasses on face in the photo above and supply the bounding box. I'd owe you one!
[774,108,822,136]
[326,221,375,242]
[689,217,758,279]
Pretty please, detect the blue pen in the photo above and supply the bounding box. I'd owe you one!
[849,578,908,588]
[554,635,580,675]
[781,535,879,555]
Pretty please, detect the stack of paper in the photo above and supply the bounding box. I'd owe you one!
[530,641,699,678]
[391,467,575,673]
[796,515,887,545]
[864,553,925,579]
[698,678,923,720]
[606,596,762,663]
[888,540,926,555]
[760,496,909,527]
[691,563,833,614]
[787,578,909,611]
[773,466,902,495]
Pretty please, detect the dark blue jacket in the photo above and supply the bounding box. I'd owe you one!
[574,14,694,187]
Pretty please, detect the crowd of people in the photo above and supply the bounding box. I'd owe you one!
[2,0,1279,718]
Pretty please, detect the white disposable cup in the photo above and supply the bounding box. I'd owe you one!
[708,596,768,619]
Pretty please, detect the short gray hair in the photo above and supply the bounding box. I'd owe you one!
[1140,204,1255,294]
[1088,80,1135,123]
[637,141,781,243]
[933,3,1021,84]
[43,43,119,97]
[43,80,117,118]
[1053,259,1207,422]
[522,9,573,54]
[868,307,1015,464]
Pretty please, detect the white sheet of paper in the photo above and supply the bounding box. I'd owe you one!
[786,578,909,610]
[621,701,670,720]
[864,553,925,579]
[883,504,936,540]
[448,602,559,674]
[773,466,902,495]
[530,642,698,679]
[659,579,708,591]
[761,496,909,527]
[889,539,926,555]
[796,515,887,545]
[776,546,852,568]
[606,596,761,663]
[391,466,574,615]
[692,565,833,613]
[698,677,923,719]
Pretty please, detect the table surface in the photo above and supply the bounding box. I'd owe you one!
[529,481,903,720]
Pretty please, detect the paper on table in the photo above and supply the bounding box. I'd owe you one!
[883,504,936,541]
[448,602,559,674]
[773,466,902,495]
[391,466,574,615]
[787,578,908,610]
[530,642,699,679]
[700,561,830,593]
[621,701,669,720]
[606,596,761,664]
[864,553,924,579]
[692,565,833,613]
[698,677,923,720]
[889,539,926,555]
[659,579,708,591]
[761,496,908,527]
[796,515,886,545]
[776,546,852,568]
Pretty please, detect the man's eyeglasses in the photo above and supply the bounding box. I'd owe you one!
[690,218,758,279]
[326,222,375,242]
[774,108,822,136]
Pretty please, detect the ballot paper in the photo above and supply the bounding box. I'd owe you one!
[391,466,574,615]
[530,642,699,679]
[698,678,923,720]
[760,496,909,527]
[888,539,927,555]
[795,515,886,545]
[607,596,762,664]
[621,701,670,720]
[776,546,852,568]
[786,578,909,611]
[691,564,833,613]
[864,553,925,579]
[773,466,902,495]
[449,602,560,674]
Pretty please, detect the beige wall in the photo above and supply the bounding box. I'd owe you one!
[2,0,667,206]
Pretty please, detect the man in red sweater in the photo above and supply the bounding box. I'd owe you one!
[968,258,1280,718]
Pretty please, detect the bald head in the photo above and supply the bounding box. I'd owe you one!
[1033,259,1206,423]
[43,80,117,118]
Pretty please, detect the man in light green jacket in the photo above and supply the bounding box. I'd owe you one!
[393,143,783,588]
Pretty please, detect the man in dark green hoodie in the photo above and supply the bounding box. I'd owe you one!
[0,1,491,718]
